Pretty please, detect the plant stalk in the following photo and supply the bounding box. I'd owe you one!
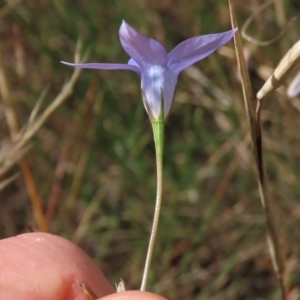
[140,120,164,291]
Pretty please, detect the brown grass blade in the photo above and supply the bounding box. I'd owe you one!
[0,40,84,231]
[227,0,286,298]
[0,41,84,173]
[0,172,19,191]
[0,45,49,232]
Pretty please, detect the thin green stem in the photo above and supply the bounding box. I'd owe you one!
[140,120,164,291]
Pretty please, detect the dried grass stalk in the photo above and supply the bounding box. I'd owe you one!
[0,172,19,191]
[227,0,286,298]
[0,42,84,232]
[257,39,300,100]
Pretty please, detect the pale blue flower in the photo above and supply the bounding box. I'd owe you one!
[62,21,236,120]
[287,71,300,98]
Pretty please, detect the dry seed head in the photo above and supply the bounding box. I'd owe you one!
[257,39,300,100]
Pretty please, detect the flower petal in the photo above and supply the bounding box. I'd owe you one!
[141,65,178,119]
[287,71,300,98]
[61,61,141,75]
[128,58,140,68]
[167,29,237,74]
[119,21,167,68]
[128,58,141,78]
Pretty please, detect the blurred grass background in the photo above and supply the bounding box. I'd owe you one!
[0,0,300,299]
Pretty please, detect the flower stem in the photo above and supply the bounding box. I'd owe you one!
[140,119,164,291]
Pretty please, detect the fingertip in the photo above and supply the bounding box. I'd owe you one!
[97,290,168,300]
[0,232,114,299]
